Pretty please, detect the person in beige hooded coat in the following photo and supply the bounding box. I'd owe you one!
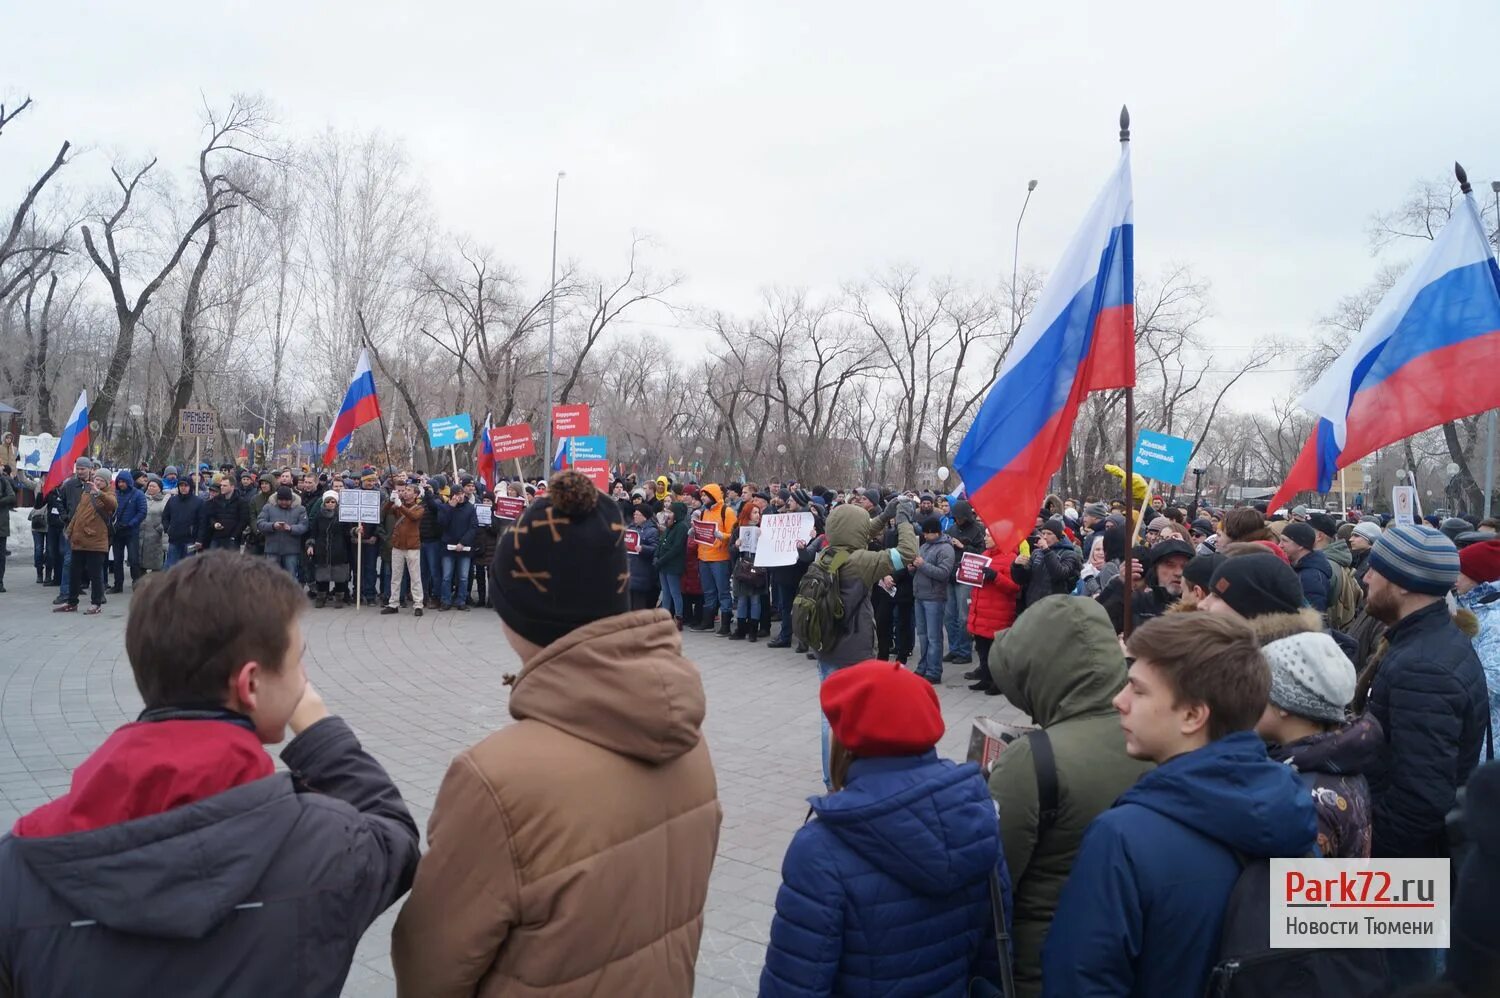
[392,471,721,997]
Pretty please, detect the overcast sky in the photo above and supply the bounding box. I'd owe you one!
[8,1,1500,405]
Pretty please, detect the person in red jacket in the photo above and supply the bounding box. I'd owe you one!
[967,537,1022,694]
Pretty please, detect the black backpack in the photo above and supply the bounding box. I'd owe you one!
[1204,774,1387,998]
[792,548,851,655]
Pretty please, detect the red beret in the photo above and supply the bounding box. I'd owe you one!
[1460,539,1500,585]
[820,660,945,758]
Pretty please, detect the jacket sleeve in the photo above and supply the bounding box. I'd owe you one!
[640,526,658,561]
[1041,819,1142,996]
[392,752,520,998]
[459,507,478,548]
[989,739,1042,886]
[279,717,420,930]
[257,504,276,535]
[1301,565,1330,612]
[290,506,309,537]
[759,828,846,997]
[1372,663,1469,858]
[916,542,954,582]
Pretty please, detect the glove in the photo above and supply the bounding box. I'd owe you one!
[1104,464,1149,504]
[880,497,900,522]
[898,499,917,523]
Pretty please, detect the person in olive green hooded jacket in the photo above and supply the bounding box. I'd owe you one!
[987,594,1153,997]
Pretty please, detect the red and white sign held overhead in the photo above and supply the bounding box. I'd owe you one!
[552,404,591,436]
[489,424,536,460]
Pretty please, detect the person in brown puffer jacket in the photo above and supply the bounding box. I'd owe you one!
[392,472,721,997]
[58,470,115,613]
[382,483,425,615]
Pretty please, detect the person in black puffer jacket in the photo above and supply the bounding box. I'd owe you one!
[306,492,353,608]
[1012,518,1082,615]
[199,477,249,551]
[1360,525,1489,989]
[418,479,447,608]
[1449,761,1500,996]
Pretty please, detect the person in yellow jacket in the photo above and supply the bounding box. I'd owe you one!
[687,483,738,634]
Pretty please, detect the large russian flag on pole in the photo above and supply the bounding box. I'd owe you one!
[954,135,1134,551]
[476,412,496,490]
[1268,165,1500,512]
[41,391,90,496]
[322,349,382,466]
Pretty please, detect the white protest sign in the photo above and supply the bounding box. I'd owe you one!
[337,488,383,524]
[1392,486,1418,526]
[475,504,493,526]
[755,512,814,567]
[737,525,760,553]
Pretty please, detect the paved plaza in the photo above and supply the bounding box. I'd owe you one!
[0,580,1027,997]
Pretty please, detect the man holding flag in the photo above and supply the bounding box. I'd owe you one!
[41,391,94,607]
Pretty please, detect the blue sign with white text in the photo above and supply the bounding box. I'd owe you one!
[567,435,609,461]
[1132,429,1195,487]
[427,413,474,448]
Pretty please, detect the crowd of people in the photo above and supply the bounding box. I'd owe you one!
[1,456,1498,997]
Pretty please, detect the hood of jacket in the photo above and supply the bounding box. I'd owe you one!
[810,753,998,896]
[1117,730,1317,857]
[995,595,1127,726]
[1324,539,1352,569]
[114,470,136,491]
[700,483,724,508]
[9,719,292,939]
[1267,712,1383,777]
[826,503,873,551]
[953,500,975,525]
[509,609,706,765]
[1244,607,1325,647]
[1457,580,1500,612]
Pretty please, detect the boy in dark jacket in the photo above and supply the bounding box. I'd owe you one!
[200,476,249,551]
[437,489,479,610]
[1012,518,1081,615]
[1043,612,1317,998]
[0,552,418,997]
[161,478,205,568]
[110,469,148,591]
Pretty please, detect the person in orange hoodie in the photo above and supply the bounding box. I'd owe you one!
[687,483,738,635]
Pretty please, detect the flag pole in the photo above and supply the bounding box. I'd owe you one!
[356,310,394,471]
[1119,104,1136,641]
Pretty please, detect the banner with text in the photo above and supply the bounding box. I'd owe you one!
[427,413,474,448]
[489,423,536,459]
[754,512,814,567]
[552,404,591,436]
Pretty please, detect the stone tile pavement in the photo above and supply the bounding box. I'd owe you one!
[0,580,1028,996]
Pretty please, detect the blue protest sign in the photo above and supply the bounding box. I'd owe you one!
[1132,429,1195,487]
[427,413,474,448]
[568,435,609,461]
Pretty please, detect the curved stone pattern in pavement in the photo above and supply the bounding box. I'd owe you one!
[0,582,1027,997]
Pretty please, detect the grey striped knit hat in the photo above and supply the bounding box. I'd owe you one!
[1368,523,1459,596]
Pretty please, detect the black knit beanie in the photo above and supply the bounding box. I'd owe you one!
[492,470,630,647]
[1208,553,1304,618]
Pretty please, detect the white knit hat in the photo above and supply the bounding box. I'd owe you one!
[321,491,339,504]
[1261,632,1355,723]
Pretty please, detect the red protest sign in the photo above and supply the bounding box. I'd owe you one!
[956,552,992,588]
[692,520,717,545]
[552,404,591,436]
[624,529,641,555]
[490,424,536,460]
[493,497,527,520]
[573,459,610,493]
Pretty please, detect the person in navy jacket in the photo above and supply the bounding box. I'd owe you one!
[1042,612,1317,998]
[760,659,1012,997]
[110,468,148,590]
[436,489,479,610]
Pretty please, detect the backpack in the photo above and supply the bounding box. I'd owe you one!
[792,548,852,655]
[1327,565,1359,630]
[1203,774,1386,998]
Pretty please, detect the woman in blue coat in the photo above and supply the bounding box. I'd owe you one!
[760,659,1012,997]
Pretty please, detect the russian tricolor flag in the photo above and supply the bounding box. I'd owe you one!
[322,349,382,466]
[476,412,496,490]
[1269,172,1500,511]
[551,437,570,472]
[954,140,1134,551]
[41,391,90,496]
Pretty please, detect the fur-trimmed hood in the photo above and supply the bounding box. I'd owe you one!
[1244,607,1325,647]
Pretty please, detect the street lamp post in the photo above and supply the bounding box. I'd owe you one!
[1011,179,1039,334]
[543,170,566,480]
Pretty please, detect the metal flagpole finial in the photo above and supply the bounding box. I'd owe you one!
[1456,161,1472,195]
[1119,105,1131,143]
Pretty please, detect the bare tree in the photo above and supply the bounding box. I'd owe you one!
[0,97,73,307]
[554,234,681,405]
[84,96,270,445]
